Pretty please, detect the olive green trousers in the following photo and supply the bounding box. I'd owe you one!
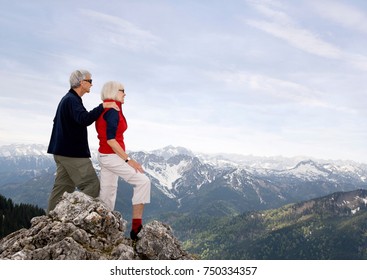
[47,155,100,213]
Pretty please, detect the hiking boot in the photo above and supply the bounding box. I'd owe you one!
[130,225,143,241]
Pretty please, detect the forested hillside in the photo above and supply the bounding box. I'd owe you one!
[171,189,367,259]
[0,194,45,239]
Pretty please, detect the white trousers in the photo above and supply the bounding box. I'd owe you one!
[98,153,151,211]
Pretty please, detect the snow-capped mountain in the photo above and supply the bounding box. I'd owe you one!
[0,144,366,217]
[129,147,367,215]
[269,159,367,184]
[0,143,49,157]
[150,145,195,160]
[0,144,53,175]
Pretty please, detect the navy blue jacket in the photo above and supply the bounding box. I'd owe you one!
[47,89,104,158]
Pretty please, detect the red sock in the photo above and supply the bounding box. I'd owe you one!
[132,218,142,233]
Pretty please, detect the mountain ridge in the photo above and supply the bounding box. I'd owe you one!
[2,143,366,165]
[0,143,366,217]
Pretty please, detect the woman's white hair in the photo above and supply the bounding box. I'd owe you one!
[69,69,91,88]
[101,81,124,101]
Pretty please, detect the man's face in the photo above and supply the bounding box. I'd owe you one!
[81,76,93,94]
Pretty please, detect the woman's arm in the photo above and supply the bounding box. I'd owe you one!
[107,139,144,173]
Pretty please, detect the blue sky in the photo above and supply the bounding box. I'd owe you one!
[0,0,366,162]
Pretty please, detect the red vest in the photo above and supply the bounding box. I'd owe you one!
[95,100,127,153]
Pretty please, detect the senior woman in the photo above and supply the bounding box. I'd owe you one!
[95,81,151,241]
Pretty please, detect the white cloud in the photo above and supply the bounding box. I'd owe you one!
[342,51,367,72]
[247,19,342,58]
[245,1,342,58]
[245,0,367,73]
[310,0,367,33]
[205,70,352,111]
[80,9,161,52]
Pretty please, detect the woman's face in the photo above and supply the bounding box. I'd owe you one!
[117,88,126,103]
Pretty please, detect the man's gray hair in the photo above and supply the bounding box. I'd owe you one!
[69,69,91,88]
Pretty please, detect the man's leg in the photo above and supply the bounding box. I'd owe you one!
[49,155,100,210]
[47,155,75,213]
[59,156,100,198]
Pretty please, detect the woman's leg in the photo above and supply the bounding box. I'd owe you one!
[98,153,119,210]
[98,153,151,239]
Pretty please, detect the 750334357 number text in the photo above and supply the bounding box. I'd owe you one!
[203,266,257,276]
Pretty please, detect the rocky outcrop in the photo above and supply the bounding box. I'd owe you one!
[0,192,193,260]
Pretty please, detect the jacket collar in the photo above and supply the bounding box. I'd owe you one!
[104,99,122,109]
[69,88,82,100]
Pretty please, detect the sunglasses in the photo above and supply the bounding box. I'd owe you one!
[83,79,93,84]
